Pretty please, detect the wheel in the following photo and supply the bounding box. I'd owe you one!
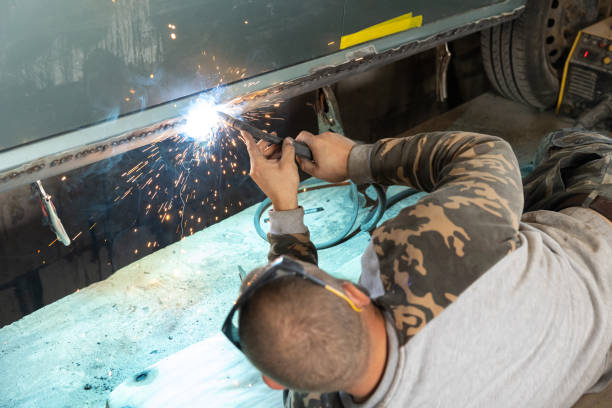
[481,0,599,110]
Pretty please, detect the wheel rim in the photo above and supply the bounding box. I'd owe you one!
[544,0,595,74]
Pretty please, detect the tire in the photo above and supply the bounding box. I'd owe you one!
[481,0,599,110]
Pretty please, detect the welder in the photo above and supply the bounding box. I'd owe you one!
[223,127,612,407]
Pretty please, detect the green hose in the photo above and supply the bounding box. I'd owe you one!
[254,165,535,249]
[254,180,419,249]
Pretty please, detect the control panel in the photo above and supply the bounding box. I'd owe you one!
[573,33,612,72]
[558,17,612,118]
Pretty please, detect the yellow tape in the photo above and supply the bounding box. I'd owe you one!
[340,12,423,50]
[556,31,582,114]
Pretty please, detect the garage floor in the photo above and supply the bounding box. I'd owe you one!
[0,93,609,408]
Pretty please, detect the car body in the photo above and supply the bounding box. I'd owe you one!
[0,0,526,192]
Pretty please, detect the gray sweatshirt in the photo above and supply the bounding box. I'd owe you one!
[267,132,612,408]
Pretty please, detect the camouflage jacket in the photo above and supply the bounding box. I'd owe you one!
[267,131,523,407]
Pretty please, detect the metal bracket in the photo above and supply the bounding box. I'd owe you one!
[34,180,71,246]
[436,43,452,103]
[315,86,345,135]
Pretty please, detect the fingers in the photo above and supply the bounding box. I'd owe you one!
[295,131,315,146]
[256,139,269,150]
[280,137,296,169]
[240,130,263,158]
[264,144,280,159]
[294,132,317,174]
[298,156,316,175]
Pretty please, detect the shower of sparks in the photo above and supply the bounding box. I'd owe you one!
[109,102,284,242]
[40,54,288,262]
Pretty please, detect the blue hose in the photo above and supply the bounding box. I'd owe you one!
[254,180,420,249]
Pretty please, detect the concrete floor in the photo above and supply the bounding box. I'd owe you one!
[402,92,575,164]
[1,93,610,407]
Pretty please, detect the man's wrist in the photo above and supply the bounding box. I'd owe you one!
[272,197,299,211]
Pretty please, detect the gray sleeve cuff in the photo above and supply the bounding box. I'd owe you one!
[268,206,308,235]
[348,143,375,185]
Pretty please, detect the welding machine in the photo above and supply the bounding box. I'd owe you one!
[557,16,612,127]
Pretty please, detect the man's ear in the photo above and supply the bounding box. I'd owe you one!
[262,374,286,390]
[342,282,371,308]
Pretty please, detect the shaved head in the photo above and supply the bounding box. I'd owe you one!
[238,259,370,392]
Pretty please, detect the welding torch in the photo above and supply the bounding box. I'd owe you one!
[217,111,313,161]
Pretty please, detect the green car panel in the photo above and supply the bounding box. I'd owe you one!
[0,0,526,191]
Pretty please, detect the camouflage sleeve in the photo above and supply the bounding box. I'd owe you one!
[266,207,318,265]
[360,132,524,345]
[365,131,523,226]
[283,390,344,408]
[267,231,318,265]
[367,132,521,197]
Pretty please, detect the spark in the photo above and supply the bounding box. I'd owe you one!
[182,97,225,142]
[170,33,177,40]
[104,72,286,242]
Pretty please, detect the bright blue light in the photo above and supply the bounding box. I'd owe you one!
[183,97,223,142]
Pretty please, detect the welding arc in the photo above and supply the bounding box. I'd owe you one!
[217,112,313,160]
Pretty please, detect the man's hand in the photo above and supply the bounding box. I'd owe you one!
[295,131,356,183]
[240,130,299,211]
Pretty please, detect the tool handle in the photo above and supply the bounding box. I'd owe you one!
[250,128,313,161]
[218,111,313,160]
[292,141,313,161]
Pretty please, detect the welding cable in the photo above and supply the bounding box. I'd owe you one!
[254,180,377,249]
[254,181,421,249]
[358,184,387,232]
[386,188,420,209]
[254,180,359,250]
